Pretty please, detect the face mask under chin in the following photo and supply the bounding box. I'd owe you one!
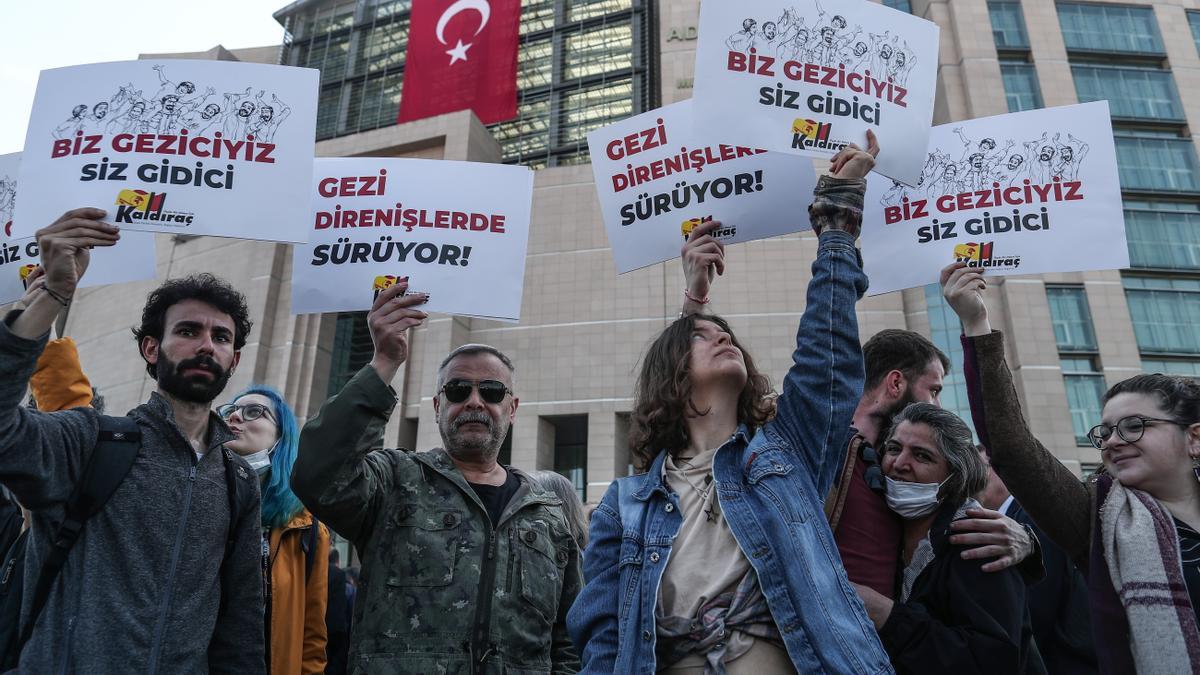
[884,475,947,520]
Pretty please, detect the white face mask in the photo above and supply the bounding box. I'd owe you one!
[243,440,280,476]
[885,475,947,520]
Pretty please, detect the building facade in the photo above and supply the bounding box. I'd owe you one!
[60,0,1200,503]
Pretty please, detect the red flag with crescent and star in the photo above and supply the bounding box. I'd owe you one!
[397,0,520,125]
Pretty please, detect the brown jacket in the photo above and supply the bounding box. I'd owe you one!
[268,510,331,675]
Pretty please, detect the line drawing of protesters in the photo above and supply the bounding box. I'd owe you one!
[0,177,16,225]
[844,38,872,71]
[1024,132,1056,184]
[726,18,759,53]
[246,93,290,142]
[1053,132,1089,181]
[52,105,89,140]
[866,31,892,76]
[886,36,916,86]
[775,10,814,62]
[148,94,185,134]
[928,156,966,197]
[151,64,204,109]
[998,152,1031,186]
[953,128,1006,167]
[881,179,908,207]
[757,20,786,55]
[105,89,154,135]
[221,87,257,138]
[179,87,222,135]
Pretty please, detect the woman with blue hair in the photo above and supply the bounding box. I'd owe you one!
[220,385,330,675]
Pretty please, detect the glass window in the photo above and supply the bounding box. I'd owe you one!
[558,79,634,146]
[316,87,342,140]
[328,311,372,394]
[356,20,409,75]
[1000,60,1043,112]
[549,415,588,502]
[522,0,557,35]
[346,73,404,132]
[882,0,913,13]
[518,38,554,90]
[1190,11,1200,55]
[924,285,973,426]
[491,96,552,162]
[1047,287,1098,351]
[1141,358,1200,379]
[1124,277,1200,354]
[989,0,1030,49]
[568,0,632,23]
[1072,65,1183,121]
[1115,133,1200,193]
[1124,201,1200,270]
[1062,357,1105,446]
[1057,3,1164,54]
[563,24,634,81]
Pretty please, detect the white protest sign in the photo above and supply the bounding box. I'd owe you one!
[589,100,816,273]
[1,152,156,306]
[861,102,1127,295]
[692,0,938,185]
[292,159,534,321]
[14,60,318,242]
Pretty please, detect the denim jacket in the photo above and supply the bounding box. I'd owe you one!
[566,227,893,675]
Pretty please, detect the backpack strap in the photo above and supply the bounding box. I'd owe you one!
[220,448,250,559]
[19,415,140,647]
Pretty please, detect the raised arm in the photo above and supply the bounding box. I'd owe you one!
[290,279,429,547]
[678,219,727,316]
[941,263,1093,564]
[0,210,118,509]
[765,132,876,496]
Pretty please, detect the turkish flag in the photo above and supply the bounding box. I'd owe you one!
[398,0,520,125]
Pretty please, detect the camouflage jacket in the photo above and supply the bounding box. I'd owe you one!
[291,365,582,675]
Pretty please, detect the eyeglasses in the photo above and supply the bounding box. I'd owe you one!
[440,379,512,405]
[861,442,886,494]
[217,403,277,424]
[1086,415,1189,450]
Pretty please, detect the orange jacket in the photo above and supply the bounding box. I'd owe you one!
[30,338,92,411]
[267,510,330,675]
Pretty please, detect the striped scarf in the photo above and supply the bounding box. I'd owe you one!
[1100,479,1200,673]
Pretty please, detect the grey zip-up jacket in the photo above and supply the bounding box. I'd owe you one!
[0,314,264,674]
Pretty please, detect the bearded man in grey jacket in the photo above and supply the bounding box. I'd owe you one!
[0,208,264,673]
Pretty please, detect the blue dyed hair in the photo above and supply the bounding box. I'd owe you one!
[232,385,304,529]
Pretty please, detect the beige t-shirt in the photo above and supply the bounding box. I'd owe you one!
[657,447,796,674]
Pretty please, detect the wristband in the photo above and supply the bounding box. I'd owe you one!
[43,286,71,307]
[683,288,709,305]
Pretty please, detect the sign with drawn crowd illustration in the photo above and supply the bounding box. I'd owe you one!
[861,102,1128,294]
[0,152,156,306]
[587,100,816,273]
[692,0,938,186]
[291,158,534,322]
[13,60,318,242]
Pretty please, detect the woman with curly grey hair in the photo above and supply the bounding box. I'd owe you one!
[850,402,1043,674]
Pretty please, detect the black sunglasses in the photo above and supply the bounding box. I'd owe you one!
[440,379,512,405]
[1087,415,1189,450]
[861,442,886,494]
[217,403,277,424]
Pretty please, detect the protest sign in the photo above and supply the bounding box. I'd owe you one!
[692,0,938,185]
[1,152,156,306]
[861,102,1127,295]
[291,158,534,321]
[14,60,318,242]
[588,100,816,273]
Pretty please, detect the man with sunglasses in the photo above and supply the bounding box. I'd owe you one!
[292,279,581,674]
[0,210,263,671]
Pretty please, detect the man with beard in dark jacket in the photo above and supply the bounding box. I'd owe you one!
[0,209,263,673]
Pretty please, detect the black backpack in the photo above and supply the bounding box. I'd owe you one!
[0,415,251,670]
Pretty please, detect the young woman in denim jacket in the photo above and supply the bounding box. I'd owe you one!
[567,138,894,674]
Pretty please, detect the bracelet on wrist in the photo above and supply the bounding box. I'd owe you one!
[42,286,71,307]
[683,288,709,305]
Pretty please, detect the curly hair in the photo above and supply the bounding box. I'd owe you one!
[132,273,253,378]
[629,314,774,471]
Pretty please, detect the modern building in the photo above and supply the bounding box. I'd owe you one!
[61,0,1200,504]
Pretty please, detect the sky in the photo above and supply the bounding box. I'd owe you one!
[1,0,290,154]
